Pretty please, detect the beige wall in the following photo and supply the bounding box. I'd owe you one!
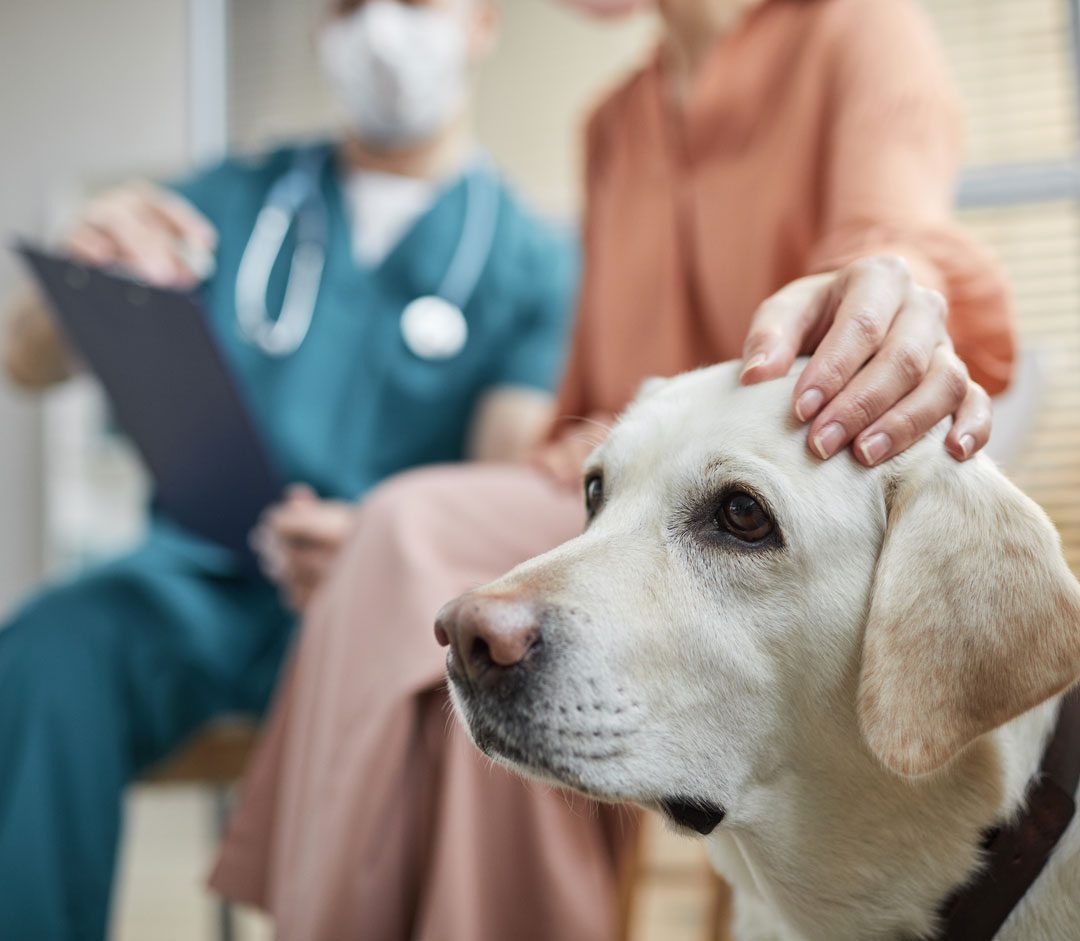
[475,2,657,214]
[0,0,192,613]
[230,0,657,214]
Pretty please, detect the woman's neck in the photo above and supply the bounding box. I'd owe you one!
[660,0,759,102]
[338,114,472,180]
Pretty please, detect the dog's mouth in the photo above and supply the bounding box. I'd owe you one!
[657,797,727,835]
[475,718,727,834]
[459,698,630,797]
[450,672,728,833]
[447,666,639,802]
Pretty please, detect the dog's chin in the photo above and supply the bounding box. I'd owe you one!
[476,726,609,796]
[470,721,727,834]
[449,676,728,834]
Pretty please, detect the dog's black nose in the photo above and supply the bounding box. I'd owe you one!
[435,594,542,688]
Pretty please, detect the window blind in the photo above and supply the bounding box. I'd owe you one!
[930,0,1078,166]
[922,0,1080,574]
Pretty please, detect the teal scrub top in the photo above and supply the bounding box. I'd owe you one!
[168,142,578,508]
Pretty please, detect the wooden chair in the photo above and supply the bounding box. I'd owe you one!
[140,718,260,941]
[618,814,733,941]
[141,721,732,941]
[143,719,259,788]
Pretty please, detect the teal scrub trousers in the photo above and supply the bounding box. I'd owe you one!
[0,536,292,940]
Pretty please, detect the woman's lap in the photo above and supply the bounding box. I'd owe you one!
[210,464,626,941]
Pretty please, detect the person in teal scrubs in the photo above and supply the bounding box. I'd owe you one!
[0,1,575,937]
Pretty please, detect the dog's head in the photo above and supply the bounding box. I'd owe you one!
[438,362,1080,834]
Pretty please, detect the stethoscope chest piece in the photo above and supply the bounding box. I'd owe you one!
[400,295,468,360]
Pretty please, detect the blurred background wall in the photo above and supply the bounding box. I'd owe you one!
[0,0,190,612]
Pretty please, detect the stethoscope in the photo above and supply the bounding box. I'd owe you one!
[234,147,499,359]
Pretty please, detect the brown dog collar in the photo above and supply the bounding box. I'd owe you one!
[936,688,1080,940]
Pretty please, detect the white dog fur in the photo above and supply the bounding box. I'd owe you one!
[445,360,1080,941]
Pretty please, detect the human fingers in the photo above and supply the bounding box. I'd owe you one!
[250,523,287,582]
[849,347,971,467]
[944,380,993,462]
[139,184,217,252]
[284,483,318,503]
[792,256,915,423]
[77,196,190,285]
[285,543,337,584]
[740,273,833,384]
[67,224,119,267]
[269,499,356,547]
[805,294,945,460]
[70,185,209,286]
[139,185,218,279]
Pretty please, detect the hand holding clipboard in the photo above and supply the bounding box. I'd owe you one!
[17,243,284,563]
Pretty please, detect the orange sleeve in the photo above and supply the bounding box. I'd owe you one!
[548,103,611,441]
[808,0,1016,394]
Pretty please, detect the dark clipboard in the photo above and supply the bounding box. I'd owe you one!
[17,243,285,564]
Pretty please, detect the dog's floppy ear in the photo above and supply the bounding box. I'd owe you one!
[858,450,1080,778]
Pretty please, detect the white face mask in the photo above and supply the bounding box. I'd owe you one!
[319,1,470,150]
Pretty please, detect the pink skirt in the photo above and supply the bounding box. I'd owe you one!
[210,464,638,941]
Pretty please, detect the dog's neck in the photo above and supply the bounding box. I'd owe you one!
[708,697,1060,940]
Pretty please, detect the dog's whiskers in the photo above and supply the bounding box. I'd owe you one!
[562,414,614,435]
[568,431,605,449]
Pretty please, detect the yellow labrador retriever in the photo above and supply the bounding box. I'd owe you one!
[437,361,1080,941]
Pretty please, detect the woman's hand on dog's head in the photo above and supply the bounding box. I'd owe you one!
[739,255,991,468]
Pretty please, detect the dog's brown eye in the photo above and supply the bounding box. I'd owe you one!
[718,492,773,542]
[585,474,604,518]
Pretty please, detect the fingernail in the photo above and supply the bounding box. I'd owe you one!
[958,434,975,459]
[795,388,824,422]
[858,433,892,466]
[812,422,845,460]
[178,242,216,281]
[740,353,768,380]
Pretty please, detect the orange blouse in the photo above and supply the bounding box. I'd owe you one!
[555,0,1015,430]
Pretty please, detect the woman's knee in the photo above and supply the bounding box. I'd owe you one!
[360,464,483,517]
[354,465,489,554]
[345,463,577,583]
[359,463,550,538]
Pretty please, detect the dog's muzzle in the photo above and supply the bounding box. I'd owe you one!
[435,593,546,691]
[437,593,728,830]
[435,592,626,792]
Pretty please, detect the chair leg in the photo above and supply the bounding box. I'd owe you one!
[708,871,734,941]
[212,788,236,941]
[617,821,645,941]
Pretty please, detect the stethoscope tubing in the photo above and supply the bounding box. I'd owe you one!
[234,147,498,359]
